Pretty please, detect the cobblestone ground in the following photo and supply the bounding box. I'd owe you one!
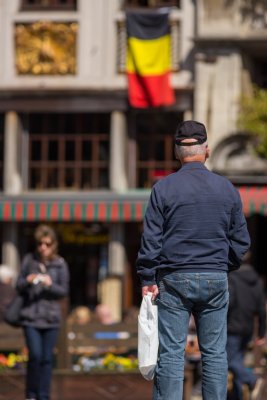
[190,370,267,400]
[1,370,267,400]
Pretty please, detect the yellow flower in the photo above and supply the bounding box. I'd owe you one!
[7,353,17,368]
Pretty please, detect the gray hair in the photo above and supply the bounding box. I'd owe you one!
[175,140,208,159]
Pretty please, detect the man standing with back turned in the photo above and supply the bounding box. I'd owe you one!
[136,120,251,400]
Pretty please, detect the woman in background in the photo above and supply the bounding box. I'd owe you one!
[16,224,69,400]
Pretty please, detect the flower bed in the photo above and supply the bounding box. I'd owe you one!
[72,352,138,373]
[0,352,28,371]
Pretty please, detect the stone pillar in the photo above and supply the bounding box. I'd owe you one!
[98,223,126,322]
[194,51,242,151]
[108,223,125,276]
[194,53,214,131]
[4,111,22,194]
[2,223,20,281]
[110,111,128,191]
[2,111,22,279]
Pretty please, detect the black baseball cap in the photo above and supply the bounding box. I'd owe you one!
[175,120,207,146]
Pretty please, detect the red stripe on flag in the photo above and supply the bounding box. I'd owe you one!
[127,72,175,108]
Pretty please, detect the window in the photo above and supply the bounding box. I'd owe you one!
[27,113,110,190]
[21,0,77,11]
[124,0,180,8]
[135,112,181,188]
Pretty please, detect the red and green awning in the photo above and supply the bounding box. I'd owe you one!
[0,186,266,222]
[0,200,148,222]
[238,186,267,216]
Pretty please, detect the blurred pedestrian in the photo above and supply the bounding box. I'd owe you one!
[137,120,250,400]
[16,224,69,400]
[95,303,114,325]
[227,251,266,400]
[0,265,16,322]
[68,306,91,325]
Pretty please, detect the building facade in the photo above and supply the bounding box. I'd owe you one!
[0,0,266,320]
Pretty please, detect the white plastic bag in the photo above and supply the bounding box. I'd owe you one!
[138,292,158,380]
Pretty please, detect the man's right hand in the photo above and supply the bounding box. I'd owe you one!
[142,285,159,300]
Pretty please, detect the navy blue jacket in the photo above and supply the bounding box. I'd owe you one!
[137,162,251,286]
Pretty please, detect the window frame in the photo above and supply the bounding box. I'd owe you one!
[124,0,180,8]
[134,112,181,188]
[20,0,77,12]
[26,113,110,191]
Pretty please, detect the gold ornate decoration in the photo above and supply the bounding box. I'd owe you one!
[15,21,78,75]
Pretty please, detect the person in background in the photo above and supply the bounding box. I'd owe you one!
[136,120,250,400]
[16,224,69,400]
[68,306,91,325]
[0,265,16,322]
[227,251,266,400]
[95,303,114,325]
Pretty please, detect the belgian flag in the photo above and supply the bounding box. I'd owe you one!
[126,10,175,108]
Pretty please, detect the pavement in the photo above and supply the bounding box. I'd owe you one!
[190,370,267,400]
[1,369,267,399]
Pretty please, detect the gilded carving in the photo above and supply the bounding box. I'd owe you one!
[15,21,78,75]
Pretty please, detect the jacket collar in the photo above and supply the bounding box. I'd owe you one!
[180,161,207,171]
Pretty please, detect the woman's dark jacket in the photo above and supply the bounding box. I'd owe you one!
[227,263,266,339]
[16,253,69,328]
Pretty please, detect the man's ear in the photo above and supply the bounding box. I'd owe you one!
[206,146,210,160]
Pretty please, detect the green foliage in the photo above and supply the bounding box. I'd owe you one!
[238,86,267,158]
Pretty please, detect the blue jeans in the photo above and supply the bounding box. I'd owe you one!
[153,271,229,400]
[227,334,257,399]
[24,326,59,400]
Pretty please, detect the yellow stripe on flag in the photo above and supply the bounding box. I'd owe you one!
[126,34,171,76]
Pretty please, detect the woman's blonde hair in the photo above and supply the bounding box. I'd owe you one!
[34,224,58,257]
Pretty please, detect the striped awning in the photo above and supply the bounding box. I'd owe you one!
[0,186,266,222]
[0,200,148,222]
[238,186,267,216]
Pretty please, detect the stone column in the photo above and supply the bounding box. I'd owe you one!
[4,111,22,194]
[110,111,128,191]
[98,223,126,322]
[2,111,22,279]
[194,51,242,151]
[2,223,20,281]
[108,223,125,276]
